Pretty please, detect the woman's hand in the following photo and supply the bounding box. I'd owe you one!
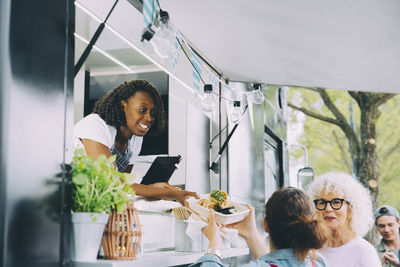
[131,183,198,206]
[202,209,223,250]
[382,251,400,266]
[171,190,199,206]
[149,182,180,190]
[226,204,258,240]
[228,204,268,259]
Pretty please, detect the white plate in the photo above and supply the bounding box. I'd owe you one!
[186,197,250,225]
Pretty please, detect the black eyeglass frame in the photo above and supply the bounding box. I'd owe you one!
[313,198,349,211]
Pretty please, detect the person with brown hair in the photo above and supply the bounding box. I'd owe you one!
[374,205,400,267]
[190,187,328,267]
[74,79,198,205]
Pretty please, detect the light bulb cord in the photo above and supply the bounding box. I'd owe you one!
[176,37,207,85]
[209,104,248,146]
[211,92,236,104]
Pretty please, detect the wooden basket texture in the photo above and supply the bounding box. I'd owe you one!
[102,203,142,260]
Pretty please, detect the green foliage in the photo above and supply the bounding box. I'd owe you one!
[376,95,400,211]
[288,88,353,176]
[289,89,400,212]
[71,149,135,213]
[302,89,354,176]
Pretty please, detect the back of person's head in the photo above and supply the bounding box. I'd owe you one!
[265,186,327,262]
[93,79,166,135]
[307,172,373,237]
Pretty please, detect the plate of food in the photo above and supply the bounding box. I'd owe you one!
[187,190,250,225]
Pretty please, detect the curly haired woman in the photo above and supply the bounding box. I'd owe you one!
[74,79,198,205]
[307,172,381,267]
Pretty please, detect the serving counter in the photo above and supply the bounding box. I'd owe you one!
[71,247,249,267]
[71,199,250,266]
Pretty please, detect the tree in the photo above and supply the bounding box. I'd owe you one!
[375,96,400,210]
[288,88,396,241]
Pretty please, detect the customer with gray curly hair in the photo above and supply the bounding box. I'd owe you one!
[307,172,381,267]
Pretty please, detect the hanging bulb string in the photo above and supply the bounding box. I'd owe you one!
[154,0,169,18]
[143,2,264,106]
[209,104,248,147]
[176,36,244,105]
[211,91,235,104]
[176,37,207,85]
[173,25,266,106]
[173,30,243,104]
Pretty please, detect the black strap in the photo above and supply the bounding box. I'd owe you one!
[74,0,119,77]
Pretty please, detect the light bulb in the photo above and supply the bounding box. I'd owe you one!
[201,94,215,113]
[248,84,265,104]
[147,10,176,59]
[150,35,175,59]
[157,10,174,39]
[201,84,216,113]
[229,100,242,124]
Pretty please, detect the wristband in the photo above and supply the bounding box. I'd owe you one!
[205,248,222,260]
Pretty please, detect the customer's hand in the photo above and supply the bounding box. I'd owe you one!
[227,204,267,259]
[226,204,258,240]
[382,251,400,266]
[202,209,223,250]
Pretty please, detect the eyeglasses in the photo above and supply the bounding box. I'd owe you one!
[313,198,349,211]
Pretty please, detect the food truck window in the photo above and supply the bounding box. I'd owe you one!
[264,127,284,200]
[83,71,169,155]
[73,0,210,187]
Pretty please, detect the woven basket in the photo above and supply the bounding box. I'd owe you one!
[102,202,142,259]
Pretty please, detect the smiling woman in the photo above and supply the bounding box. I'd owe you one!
[73,79,198,205]
[307,172,381,267]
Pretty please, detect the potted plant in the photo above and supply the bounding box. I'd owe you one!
[70,149,135,262]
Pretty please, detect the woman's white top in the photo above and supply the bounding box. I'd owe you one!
[319,236,381,267]
[73,114,143,165]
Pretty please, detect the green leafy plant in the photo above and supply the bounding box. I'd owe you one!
[71,149,135,214]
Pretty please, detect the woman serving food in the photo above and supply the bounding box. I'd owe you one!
[74,79,198,205]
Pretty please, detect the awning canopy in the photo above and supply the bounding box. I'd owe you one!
[162,0,400,94]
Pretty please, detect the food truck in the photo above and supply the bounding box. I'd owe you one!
[1,0,399,266]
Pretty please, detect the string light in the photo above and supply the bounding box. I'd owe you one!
[157,10,174,39]
[248,84,265,104]
[200,84,217,113]
[227,101,242,124]
[139,1,267,112]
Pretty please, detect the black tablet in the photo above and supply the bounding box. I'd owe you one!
[140,155,182,185]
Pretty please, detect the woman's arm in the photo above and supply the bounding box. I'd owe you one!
[81,138,113,158]
[227,205,268,259]
[189,210,225,267]
[202,210,224,251]
[80,139,199,205]
[132,183,198,206]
